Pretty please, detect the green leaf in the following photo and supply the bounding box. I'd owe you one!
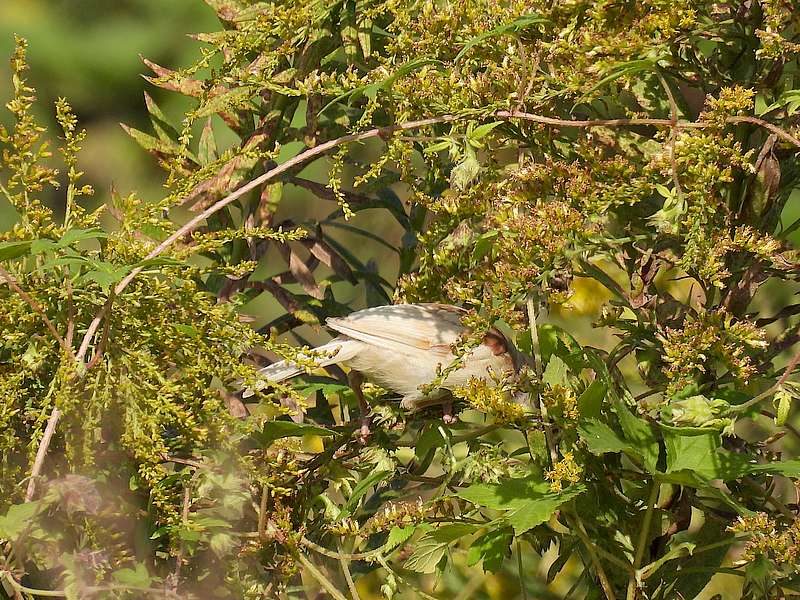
[749,459,800,478]
[450,153,481,190]
[198,118,218,166]
[613,399,660,473]
[542,355,569,387]
[343,470,392,514]
[454,14,550,62]
[577,380,606,419]
[506,485,585,535]
[664,430,749,481]
[0,501,41,539]
[471,230,499,262]
[578,419,633,455]
[111,563,152,588]
[457,476,551,511]
[209,532,237,557]
[0,240,31,261]
[121,123,183,156]
[457,477,585,536]
[467,527,513,572]
[468,121,503,147]
[255,421,335,447]
[404,524,477,573]
[581,57,662,98]
[384,525,416,551]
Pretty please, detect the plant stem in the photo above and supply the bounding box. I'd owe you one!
[627,481,660,600]
[517,539,529,600]
[0,571,66,597]
[567,514,617,600]
[24,408,61,502]
[337,542,362,600]
[296,552,349,600]
[527,295,558,466]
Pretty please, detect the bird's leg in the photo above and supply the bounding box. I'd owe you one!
[347,370,371,442]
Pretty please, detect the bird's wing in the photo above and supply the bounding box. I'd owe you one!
[326,303,466,355]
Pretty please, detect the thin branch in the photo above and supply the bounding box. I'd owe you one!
[566,514,618,600]
[300,536,384,561]
[727,115,800,149]
[0,571,66,598]
[732,345,800,414]
[172,484,192,592]
[627,481,660,600]
[656,72,685,201]
[258,486,268,540]
[64,277,75,348]
[24,407,62,502]
[0,266,72,359]
[337,542,362,600]
[295,552,349,600]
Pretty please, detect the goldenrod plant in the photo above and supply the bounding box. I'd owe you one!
[1,1,800,598]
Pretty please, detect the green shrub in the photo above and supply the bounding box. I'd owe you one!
[1,1,800,599]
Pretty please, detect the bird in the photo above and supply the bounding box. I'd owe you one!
[243,303,526,438]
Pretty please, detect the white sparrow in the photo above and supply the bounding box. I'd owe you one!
[243,303,525,436]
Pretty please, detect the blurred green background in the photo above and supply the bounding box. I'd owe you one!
[0,0,217,203]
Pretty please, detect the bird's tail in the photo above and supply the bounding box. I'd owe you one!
[242,339,360,398]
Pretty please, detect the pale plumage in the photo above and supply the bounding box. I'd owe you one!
[243,303,524,434]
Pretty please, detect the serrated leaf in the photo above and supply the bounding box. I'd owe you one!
[384,525,416,551]
[506,485,585,535]
[450,154,481,191]
[457,477,551,511]
[613,399,660,473]
[0,501,41,539]
[578,419,633,455]
[664,430,749,481]
[112,563,151,588]
[404,524,477,573]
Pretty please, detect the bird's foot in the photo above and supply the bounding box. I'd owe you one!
[358,414,372,444]
[442,400,458,425]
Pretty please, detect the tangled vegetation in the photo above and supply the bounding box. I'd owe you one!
[1,1,800,598]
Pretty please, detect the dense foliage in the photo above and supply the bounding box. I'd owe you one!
[2,1,800,599]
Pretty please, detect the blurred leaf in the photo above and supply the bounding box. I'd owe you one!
[0,501,41,539]
[255,421,335,447]
[454,14,549,62]
[0,240,31,261]
[111,563,152,588]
